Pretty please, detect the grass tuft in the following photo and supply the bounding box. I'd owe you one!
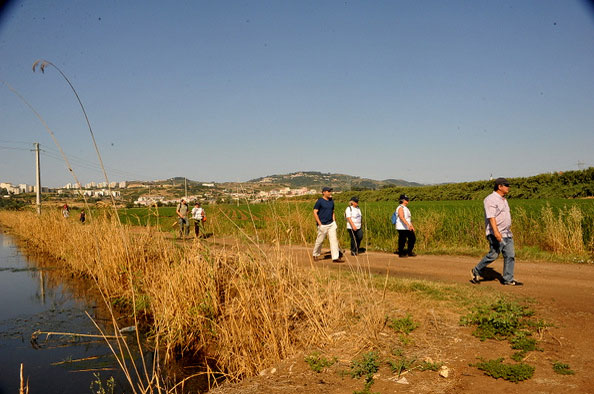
[304,352,336,373]
[552,361,575,375]
[472,358,534,382]
[387,314,418,335]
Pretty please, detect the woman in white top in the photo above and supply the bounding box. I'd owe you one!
[345,196,363,255]
[395,194,416,257]
[191,202,206,238]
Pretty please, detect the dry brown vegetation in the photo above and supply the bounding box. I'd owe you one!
[0,210,420,390]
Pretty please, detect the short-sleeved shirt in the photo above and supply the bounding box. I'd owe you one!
[314,198,335,225]
[483,191,512,237]
[345,206,362,230]
[191,207,204,220]
[177,203,189,219]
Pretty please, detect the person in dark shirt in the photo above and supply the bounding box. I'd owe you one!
[312,187,343,262]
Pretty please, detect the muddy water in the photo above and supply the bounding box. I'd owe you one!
[0,231,137,393]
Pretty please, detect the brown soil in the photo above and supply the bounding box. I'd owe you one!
[207,241,594,394]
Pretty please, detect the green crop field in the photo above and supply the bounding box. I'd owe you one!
[118,199,593,262]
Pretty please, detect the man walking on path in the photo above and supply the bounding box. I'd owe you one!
[313,187,343,262]
[471,178,523,286]
[345,196,363,256]
[176,198,190,239]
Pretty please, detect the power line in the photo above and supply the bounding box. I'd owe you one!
[40,150,149,181]
[0,145,31,151]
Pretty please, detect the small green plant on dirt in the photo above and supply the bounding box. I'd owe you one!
[387,357,416,377]
[388,314,418,335]
[90,373,115,394]
[304,351,337,373]
[350,352,380,394]
[418,360,443,371]
[350,351,380,379]
[471,358,534,383]
[510,331,541,352]
[510,351,527,362]
[460,299,534,341]
[552,361,575,375]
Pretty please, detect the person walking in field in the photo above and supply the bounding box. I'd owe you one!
[176,198,190,239]
[313,187,343,262]
[62,204,70,218]
[79,209,86,224]
[394,194,416,257]
[471,178,523,286]
[345,196,363,256]
[191,201,206,238]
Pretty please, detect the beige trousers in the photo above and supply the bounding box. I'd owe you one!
[312,221,340,260]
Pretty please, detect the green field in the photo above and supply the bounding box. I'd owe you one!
[118,199,594,262]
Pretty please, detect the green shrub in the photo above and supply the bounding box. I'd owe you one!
[552,361,575,375]
[350,352,380,379]
[472,358,534,382]
[460,299,533,340]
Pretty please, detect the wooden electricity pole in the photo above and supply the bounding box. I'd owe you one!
[35,142,41,215]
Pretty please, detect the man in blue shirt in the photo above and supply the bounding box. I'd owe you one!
[313,187,343,262]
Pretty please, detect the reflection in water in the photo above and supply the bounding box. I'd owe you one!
[39,270,45,304]
[0,231,136,393]
[0,230,209,393]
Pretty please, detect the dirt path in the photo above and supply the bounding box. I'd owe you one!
[206,237,594,393]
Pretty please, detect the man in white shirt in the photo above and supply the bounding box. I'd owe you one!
[345,196,363,256]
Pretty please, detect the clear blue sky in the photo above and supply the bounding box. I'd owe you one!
[1,0,593,187]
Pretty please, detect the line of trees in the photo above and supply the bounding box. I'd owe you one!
[337,168,594,202]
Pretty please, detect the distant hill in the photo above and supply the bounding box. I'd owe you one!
[248,171,422,190]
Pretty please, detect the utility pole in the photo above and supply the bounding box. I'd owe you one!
[34,142,41,215]
[184,177,188,199]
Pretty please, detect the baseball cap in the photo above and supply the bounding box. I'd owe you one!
[494,178,510,187]
[350,196,359,203]
[322,187,333,192]
[399,194,410,201]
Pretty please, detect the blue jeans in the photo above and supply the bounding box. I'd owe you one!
[474,235,515,283]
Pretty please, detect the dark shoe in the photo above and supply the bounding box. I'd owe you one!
[503,280,523,286]
[408,252,417,257]
[470,268,481,284]
[332,258,345,263]
[398,254,407,258]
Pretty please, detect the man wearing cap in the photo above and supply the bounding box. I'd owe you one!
[313,187,343,262]
[471,178,523,286]
[176,198,190,239]
[345,196,363,256]
[395,194,416,257]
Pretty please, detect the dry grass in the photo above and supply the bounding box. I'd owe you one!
[0,210,394,387]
